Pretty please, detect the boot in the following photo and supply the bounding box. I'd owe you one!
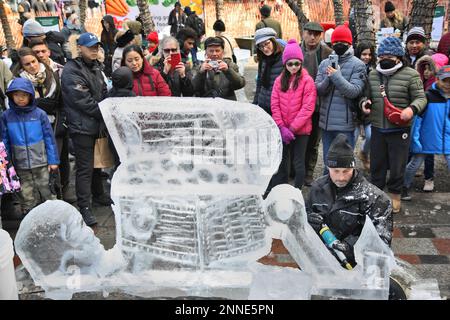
[80,207,97,227]
[389,193,401,214]
[401,187,411,201]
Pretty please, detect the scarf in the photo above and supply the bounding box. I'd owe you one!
[376,61,403,76]
[261,52,279,89]
[20,63,57,98]
[301,43,320,80]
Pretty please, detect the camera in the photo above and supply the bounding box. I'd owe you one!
[208,60,220,70]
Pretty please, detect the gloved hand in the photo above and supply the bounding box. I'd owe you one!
[279,126,295,144]
[48,170,61,197]
[332,240,355,264]
[307,212,324,232]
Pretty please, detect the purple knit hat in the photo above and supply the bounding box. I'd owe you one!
[282,39,304,65]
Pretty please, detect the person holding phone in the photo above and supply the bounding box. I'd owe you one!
[153,36,194,97]
[315,25,367,174]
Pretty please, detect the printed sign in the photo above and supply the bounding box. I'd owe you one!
[431,6,445,41]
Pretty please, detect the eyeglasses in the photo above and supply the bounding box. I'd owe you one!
[163,48,178,53]
[287,61,302,67]
[257,40,272,50]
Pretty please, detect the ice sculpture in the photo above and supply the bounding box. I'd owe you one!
[14,97,440,300]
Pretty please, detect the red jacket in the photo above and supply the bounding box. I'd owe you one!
[132,59,172,97]
[271,68,316,135]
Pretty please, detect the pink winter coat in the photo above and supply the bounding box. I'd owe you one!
[271,68,317,135]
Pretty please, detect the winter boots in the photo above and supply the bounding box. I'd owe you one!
[389,193,401,214]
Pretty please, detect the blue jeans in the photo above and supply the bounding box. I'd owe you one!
[404,154,450,188]
[322,130,356,175]
[354,124,371,155]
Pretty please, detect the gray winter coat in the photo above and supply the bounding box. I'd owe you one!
[315,47,367,131]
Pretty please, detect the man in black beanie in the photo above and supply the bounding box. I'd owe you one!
[255,4,282,39]
[305,134,393,268]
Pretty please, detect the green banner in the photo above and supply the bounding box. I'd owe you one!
[35,16,60,32]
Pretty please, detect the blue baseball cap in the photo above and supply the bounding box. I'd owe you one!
[77,33,100,47]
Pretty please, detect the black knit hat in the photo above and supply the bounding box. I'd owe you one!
[326,134,355,168]
[260,5,271,17]
[213,19,225,32]
[384,1,395,13]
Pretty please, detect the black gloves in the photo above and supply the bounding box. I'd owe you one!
[332,240,355,267]
[49,170,61,197]
[307,212,324,232]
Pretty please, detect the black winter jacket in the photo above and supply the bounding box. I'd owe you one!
[306,170,393,250]
[154,59,194,97]
[253,52,283,115]
[61,58,107,136]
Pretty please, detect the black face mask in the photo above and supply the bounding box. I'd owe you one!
[333,43,349,56]
[379,59,397,69]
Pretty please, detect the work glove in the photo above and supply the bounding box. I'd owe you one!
[332,240,355,265]
[307,212,324,233]
[279,126,295,145]
[48,170,61,196]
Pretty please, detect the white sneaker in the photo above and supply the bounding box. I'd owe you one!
[423,179,434,192]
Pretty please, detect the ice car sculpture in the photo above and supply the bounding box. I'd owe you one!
[14,97,440,300]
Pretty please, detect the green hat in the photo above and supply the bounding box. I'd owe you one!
[303,22,324,33]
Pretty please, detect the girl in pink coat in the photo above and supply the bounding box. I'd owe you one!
[269,39,317,191]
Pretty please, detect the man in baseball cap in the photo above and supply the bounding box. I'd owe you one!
[77,32,101,61]
[61,31,110,229]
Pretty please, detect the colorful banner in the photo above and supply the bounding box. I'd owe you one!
[105,0,204,33]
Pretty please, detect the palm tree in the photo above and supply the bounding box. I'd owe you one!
[286,0,309,35]
[137,0,156,37]
[0,0,15,49]
[79,0,87,26]
[408,0,438,40]
[332,0,345,26]
[353,0,376,48]
[215,0,224,21]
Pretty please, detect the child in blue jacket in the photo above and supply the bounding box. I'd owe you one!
[402,65,450,200]
[2,77,59,215]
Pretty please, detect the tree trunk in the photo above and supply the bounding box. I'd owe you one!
[215,0,224,21]
[333,0,345,26]
[408,0,438,40]
[137,0,156,36]
[0,0,15,49]
[286,0,309,35]
[353,0,376,48]
[79,0,87,26]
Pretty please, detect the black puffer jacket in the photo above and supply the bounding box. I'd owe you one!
[61,57,107,136]
[253,52,283,115]
[306,170,393,249]
[45,31,67,65]
[154,59,194,97]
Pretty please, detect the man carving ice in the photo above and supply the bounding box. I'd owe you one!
[306,134,393,268]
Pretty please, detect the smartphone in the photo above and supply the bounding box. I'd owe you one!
[170,52,181,69]
[329,54,338,69]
